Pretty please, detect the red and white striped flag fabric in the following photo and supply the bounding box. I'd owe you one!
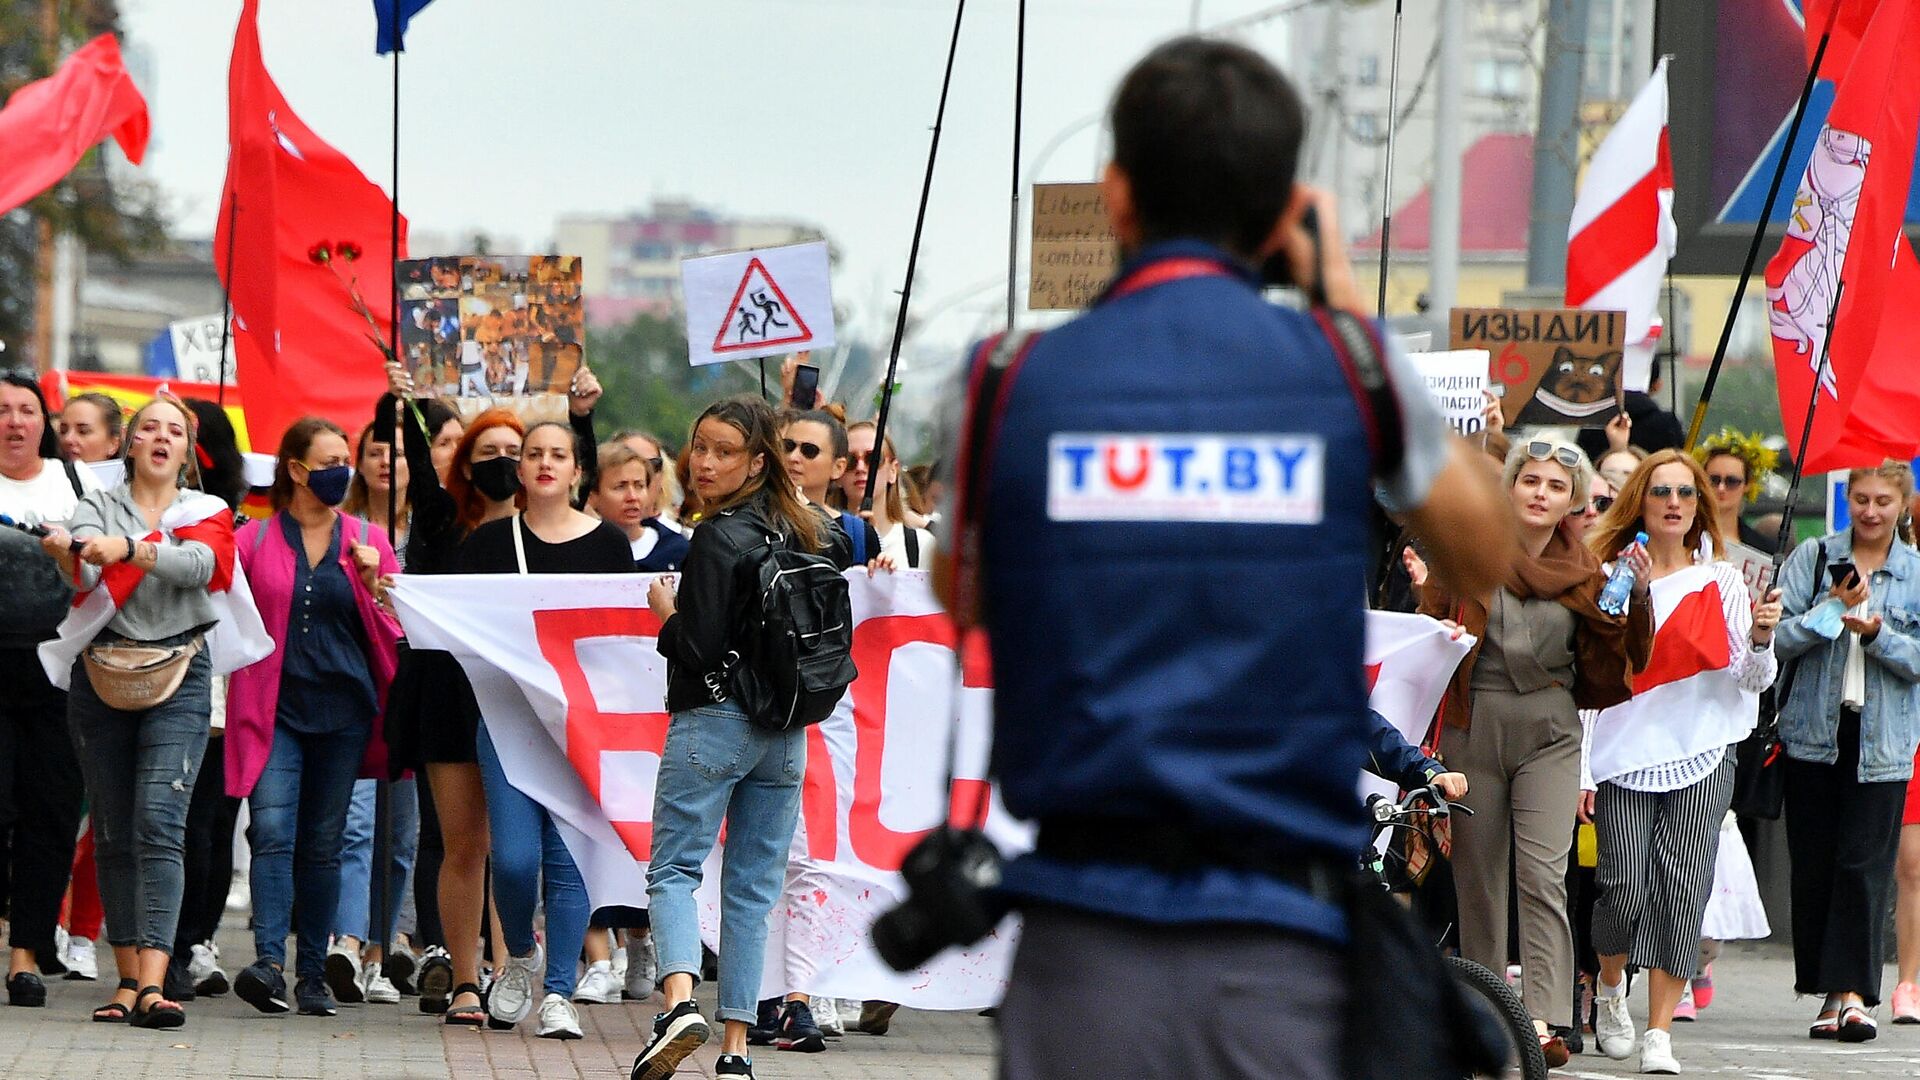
[1566,57,1675,392]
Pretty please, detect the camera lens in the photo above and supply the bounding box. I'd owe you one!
[870,902,941,973]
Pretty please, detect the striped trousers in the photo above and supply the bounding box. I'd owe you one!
[1590,754,1736,978]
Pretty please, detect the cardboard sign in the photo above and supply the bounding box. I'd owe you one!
[1407,350,1490,437]
[167,313,237,386]
[1029,182,1119,311]
[1450,307,1627,428]
[681,240,835,367]
[1723,540,1774,614]
[396,255,586,410]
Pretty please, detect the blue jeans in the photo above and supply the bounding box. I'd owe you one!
[247,720,369,978]
[647,702,805,1024]
[66,643,212,952]
[476,719,590,997]
[335,777,419,944]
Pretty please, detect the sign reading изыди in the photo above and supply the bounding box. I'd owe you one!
[1030,182,1119,311]
[1450,306,1628,429]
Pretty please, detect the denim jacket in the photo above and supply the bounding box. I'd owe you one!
[1774,532,1920,782]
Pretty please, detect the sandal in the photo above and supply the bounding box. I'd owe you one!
[1838,1004,1878,1043]
[1809,1010,1841,1040]
[130,985,186,1029]
[445,983,486,1027]
[93,978,140,1023]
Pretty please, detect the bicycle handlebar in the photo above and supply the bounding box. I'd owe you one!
[1365,784,1475,825]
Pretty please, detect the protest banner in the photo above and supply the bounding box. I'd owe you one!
[390,571,1470,1006]
[1407,350,1491,437]
[681,240,835,367]
[1029,182,1118,311]
[395,255,584,416]
[166,313,238,386]
[1450,306,1627,428]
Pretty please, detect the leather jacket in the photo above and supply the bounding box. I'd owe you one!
[657,490,852,713]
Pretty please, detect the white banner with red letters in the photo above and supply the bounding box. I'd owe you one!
[392,572,1469,1006]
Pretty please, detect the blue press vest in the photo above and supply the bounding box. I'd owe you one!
[981,241,1378,939]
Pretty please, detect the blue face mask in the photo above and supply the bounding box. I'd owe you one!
[304,464,353,507]
[1805,596,1847,639]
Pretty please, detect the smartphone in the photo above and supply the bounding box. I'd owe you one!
[1829,561,1859,588]
[790,363,820,409]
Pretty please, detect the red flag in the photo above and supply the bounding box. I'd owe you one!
[1766,0,1920,472]
[216,0,407,452]
[1803,0,1882,80]
[0,34,148,217]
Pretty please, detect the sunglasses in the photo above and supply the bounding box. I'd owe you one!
[1649,484,1700,501]
[783,438,823,461]
[1591,495,1615,514]
[1524,440,1584,470]
[1706,475,1746,489]
[644,455,664,473]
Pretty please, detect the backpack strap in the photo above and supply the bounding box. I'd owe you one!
[510,513,530,575]
[862,520,881,566]
[1311,309,1406,483]
[62,458,84,498]
[903,525,920,569]
[951,329,1044,629]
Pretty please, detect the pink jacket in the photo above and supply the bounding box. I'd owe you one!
[225,511,402,797]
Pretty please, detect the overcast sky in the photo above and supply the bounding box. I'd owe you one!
[117,0,1292,353]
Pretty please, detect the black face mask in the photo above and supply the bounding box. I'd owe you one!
[469,456,522,502]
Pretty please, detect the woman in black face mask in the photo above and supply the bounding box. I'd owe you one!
[226,417,403,1018]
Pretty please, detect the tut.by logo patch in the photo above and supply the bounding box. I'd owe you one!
[1047,433,1325,524]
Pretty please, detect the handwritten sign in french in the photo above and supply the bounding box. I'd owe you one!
[1030,182,1119,311]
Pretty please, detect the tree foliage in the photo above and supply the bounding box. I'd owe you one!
[588,311,763,450]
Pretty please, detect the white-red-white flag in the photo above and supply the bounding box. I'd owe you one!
[1566,57,1675,392]
[1362,611,1474,803]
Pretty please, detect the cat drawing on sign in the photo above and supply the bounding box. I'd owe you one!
[1513,346,1622,426]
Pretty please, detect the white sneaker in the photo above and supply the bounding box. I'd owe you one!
[623,934,657,1001]
[488,946,542,1025]
[359,964,401,1005]
[1597,978,1638,1060]
[62,935,98,981]
[189,941,228,996]
[813,994,843,1036]
[325,940,365,1004]
[1639,1027,1680,1074]
[536,992,583,1040]
[610,933,628,984]
[573,960,619,1005]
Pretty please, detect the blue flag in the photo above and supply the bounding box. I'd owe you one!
[374,0,435,54]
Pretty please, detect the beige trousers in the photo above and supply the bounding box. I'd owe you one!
[1442,685,1582,1027]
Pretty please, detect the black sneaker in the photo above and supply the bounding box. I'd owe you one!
[295,974,337,1017]
[714,1054,756,1078]
[775,999,826,1053]
[384,947,418,996]
[630,999,710,1080]
[163,957,198,1004]
[416,950,454,1014]
[234,960,291,1014]
[324,946,363,1005]
[5,971,45,1007]
[746,998,781,1046]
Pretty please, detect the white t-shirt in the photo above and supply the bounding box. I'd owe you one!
[0,457,102,527]
[876,522,936,570]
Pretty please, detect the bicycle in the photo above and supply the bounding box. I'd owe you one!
[1363,786,1550,1080]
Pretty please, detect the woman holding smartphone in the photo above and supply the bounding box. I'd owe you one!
[1774,461,1920,1043]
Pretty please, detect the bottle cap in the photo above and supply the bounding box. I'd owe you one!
[1634,531,1648,545]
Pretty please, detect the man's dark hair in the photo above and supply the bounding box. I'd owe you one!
[1110,37,1306,259]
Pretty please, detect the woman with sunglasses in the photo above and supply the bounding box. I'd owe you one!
[1694,431,1778,555]
[1581,449,1782,1072]
[1774,461,1920,1042]
[1406,435,1653,1067]
[835,422,934,570]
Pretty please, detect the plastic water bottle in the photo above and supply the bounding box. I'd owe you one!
[1597,531,1648,616]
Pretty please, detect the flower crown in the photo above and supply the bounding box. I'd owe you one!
[1692,428,1778,504]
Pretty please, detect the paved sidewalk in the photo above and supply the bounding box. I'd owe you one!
[6,936,1920,1077]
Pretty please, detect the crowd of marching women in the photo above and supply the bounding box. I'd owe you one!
[0,360,935,1073]
[8,339,1920,1076]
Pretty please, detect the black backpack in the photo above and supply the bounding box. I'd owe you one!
[715,515,858,731]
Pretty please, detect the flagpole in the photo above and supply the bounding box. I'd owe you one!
[373,0,403,975]
[217,196,238,408]
[863,0,968,514]
[1006,0,1026,330]
[1375,0,1405,318]
[1686,15,1839,450]
[1768,277,1844,582]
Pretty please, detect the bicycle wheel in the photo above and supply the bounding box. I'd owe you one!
[1445,955,1549,1080]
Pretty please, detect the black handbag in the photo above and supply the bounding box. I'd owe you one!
[1732,543,1825,820]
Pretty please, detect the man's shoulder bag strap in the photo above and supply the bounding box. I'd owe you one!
[1311,308,1406,483]
[951,329,1044,629]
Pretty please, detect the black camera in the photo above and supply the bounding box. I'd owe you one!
[869,826,1007,972]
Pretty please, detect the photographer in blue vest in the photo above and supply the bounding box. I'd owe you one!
[925,38,1516,1079]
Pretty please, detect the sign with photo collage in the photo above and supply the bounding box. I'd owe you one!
[397,255,585,414]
